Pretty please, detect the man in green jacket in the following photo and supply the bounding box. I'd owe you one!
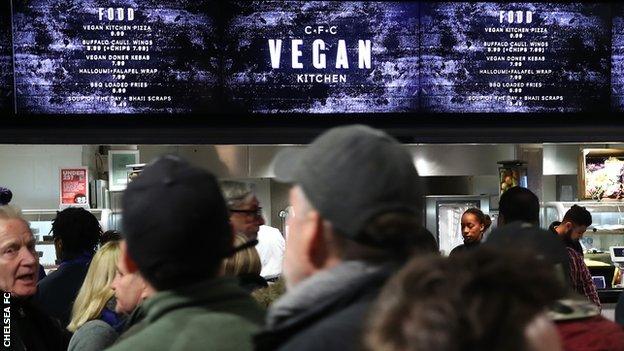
[106,155,265,351]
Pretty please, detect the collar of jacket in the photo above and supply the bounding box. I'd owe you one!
[264,261,397,333]
[549,221,562,234]
[549,221,584,255]
[125,303,146,327]
[1,293,35,317]
[141,276,249,323]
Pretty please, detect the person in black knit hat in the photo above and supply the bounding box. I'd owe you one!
[108,155,264,351]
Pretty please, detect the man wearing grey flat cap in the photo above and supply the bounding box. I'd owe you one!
[254,125,438,351]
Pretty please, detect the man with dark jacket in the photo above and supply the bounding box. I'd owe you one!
[548,205,600,308]
[35,207,101,327]
[548,204,591,256]
[486,221,624,351]
[0,205,68,351]
[106,155,265,351]
[254,125,438,351]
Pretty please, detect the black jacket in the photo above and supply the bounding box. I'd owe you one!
[35,260,90,327]
[449,241,480,256]
[616,291,624,327]
[9,296,69,351]
[549,221,584,256]
[254,265,395,351]
[238,273,268,293]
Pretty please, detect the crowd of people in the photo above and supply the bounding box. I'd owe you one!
[1,124,624,350]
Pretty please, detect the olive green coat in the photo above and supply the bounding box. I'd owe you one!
[106,277,265,351]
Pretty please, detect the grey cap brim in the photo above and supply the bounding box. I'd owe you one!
[273,148,303,183]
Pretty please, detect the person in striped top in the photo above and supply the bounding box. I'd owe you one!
[549,205,600,308]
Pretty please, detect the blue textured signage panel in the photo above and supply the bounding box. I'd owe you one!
[225,1,420,113]
[421,2,610,112]
[3,1,620,115]
[0,3,13,114]
[612,4,624,111]
[13,0,218,114]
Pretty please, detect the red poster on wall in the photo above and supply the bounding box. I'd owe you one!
[60,167,89,208]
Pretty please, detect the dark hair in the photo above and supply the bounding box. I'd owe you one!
[484,222,572,290]
[100,230,122,246]
[0,187,12,206]
[121,156,233,291]
[330,212,439,263]
[463,208,492,232]
[365,248,564,351]
[563,205,592,227]
[51,208,101,259]
[498,187,540,225]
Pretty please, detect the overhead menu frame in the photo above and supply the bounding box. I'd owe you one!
[2,1,624,143]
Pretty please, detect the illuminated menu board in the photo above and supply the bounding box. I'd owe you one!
[2,1,623,115]
[225,1,420,113]
[13,0,218,114]
[0,3,13,114]
[421,2,610,112]
[613,4,624,111]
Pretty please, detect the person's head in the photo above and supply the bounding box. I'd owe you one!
[122,155,233,291]
[498,187,540,226]
[273,125,433,289]
[365,248,564,351]
[461,208,492,244]
[68,241,120,332]
[0,187,12,206]
[223,234,262,277]
[0,206,38,298]
[110,241,154,314]
[484,221,571,289]
[51,207,101,261]
[220,181,265,241]
[559,205,592,241]
[283,186,437,288]
[100,230,122,246]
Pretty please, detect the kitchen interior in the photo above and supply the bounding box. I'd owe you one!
[4,142,624,317]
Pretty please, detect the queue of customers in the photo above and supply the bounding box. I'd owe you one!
[1,124,624,351]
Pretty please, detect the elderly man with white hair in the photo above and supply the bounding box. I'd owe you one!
[0,205,67,351]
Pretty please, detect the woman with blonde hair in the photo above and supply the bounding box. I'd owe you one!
[223,234,268,292]
[67,241,123,351]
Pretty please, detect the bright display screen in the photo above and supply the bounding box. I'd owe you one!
[1,1,622,114]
